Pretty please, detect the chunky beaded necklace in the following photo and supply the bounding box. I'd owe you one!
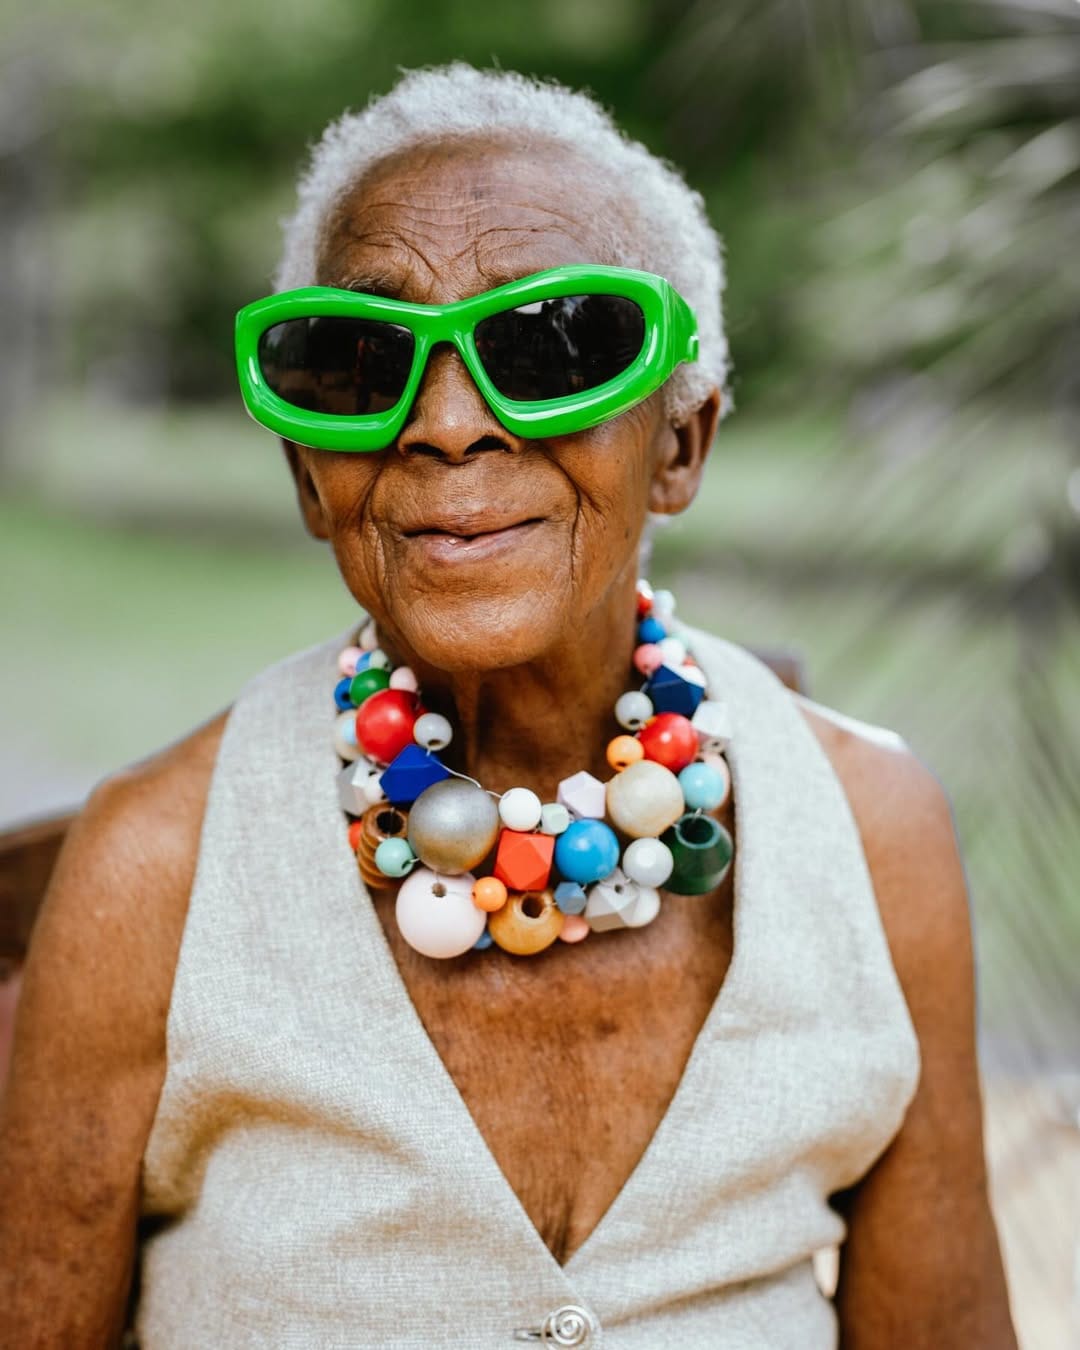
[333,582,734,959]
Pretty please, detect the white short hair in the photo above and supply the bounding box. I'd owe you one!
[274,62,731,425]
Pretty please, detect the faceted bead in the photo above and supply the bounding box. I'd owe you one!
[380,743,450,805]
[355,689,421,765]
[359,619,379,650]
[553,880,588,915]
[556,770,606,820]
[539,802,571,835]
[356,804,410,889]
[407,778,500,875]
[473,927,495,951]
[657,636,687,667]
[638,712,699,773]
[374,836,417,878]
[337,758,386,815]
[584,869,661,931]
[553,819,620,885]
[622,836,675,888]
[615,690,653,731]
[637,615,666,644]
[367,648,392,671]
[396,868,487,959]
[338,645,365,678]
[691,698,732,752]
[349,667,391,707]
[633,643,664,677]
[644,664,705,718]
[389,666,419,692]
[488,888,564,956]
[472,876,508,913]
[680,663,708,689]
[635,579,654,617]
[678,761,728,811]
[494,829,555,892]
[606,735,644,772]
[334,677,356,711]
[660,812,735,895]
[498,787,543,832]
[413,711,453,751]
[558,914,590,943]
[605,759,684,838]
[333,708,362,761]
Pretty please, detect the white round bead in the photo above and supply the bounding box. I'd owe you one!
[651,589,676,621]
[605,759,685,838]
[413,712,453,751]
[395,868,486,959]
[333,709,362,762]
[498,787,543,832]
[622,836,675,888]
[367,648,392,671]
[389,666,419,692]
[657,636,687,667]
[359,620,379,650]
[615,690,654,731]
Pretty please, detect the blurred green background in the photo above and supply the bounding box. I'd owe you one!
[2,3,1078,1317]
[6,0,1078,1050]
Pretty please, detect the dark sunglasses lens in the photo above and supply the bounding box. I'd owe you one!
[473,295,645,402]
[257,317,415,416]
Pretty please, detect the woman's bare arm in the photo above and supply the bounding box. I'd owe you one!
[801,703,1017,1349]
[0,712,226,1348]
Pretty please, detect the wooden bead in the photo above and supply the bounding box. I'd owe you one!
[678,761,728,811]
[552,819,620,885]
[638,712,699,773]
[498,787,543,832]
[337,758,386,814]
[633,643,664,677]
[539,802,571,835]
[349,667,391,706]
[622,836,674,888]
[356,805,410,890]
[355,689,421,765]
[661,812,734,895]
[338,645,365,678]
[494,829,555,892]
[334,708,363,761]
[558,914,590,943]
[389,666,419,692]
[605,759,684,838]
[636,580,654,617]
[606,735,644,772]
[472,876,508,913]
[556,770,606,819]
[396,868,487,959]
[691,698,732,752]
[347,820,365,852]
[407,778,500,875]
[584,869,661,931]
[488,888,564,955]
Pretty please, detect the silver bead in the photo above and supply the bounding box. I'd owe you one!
[407,778,500,875]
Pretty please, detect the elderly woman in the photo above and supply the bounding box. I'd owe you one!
[1,64,1014,1349]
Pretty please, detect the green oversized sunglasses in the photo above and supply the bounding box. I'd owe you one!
[234,264,698,452]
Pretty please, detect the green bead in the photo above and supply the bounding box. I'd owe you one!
[349,667,391,705]
[660,812,733,895]
[374,836,416,878]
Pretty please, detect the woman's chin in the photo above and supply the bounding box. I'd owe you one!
[389,587,569,675]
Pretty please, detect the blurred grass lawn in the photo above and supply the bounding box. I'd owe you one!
[2,394,1078,1058]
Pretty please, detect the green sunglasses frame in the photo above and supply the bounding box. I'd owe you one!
[234,264,699,452]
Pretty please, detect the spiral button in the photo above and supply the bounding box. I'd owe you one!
[513,1303,598,1346]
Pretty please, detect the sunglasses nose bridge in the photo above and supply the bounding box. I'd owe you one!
[397,333,516,460]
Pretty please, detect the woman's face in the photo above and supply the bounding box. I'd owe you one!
[287,139,715,672]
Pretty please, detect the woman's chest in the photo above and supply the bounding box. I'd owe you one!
[369,870,735,1268]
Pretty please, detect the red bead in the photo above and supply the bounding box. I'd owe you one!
[638,712,699,773]
[636,581,654,617]
[347,820,365,852]
[355,689,424,765]
[493,829,555,892]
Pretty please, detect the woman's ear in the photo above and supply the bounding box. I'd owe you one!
[648,389,722,516]
[281,440,331,540]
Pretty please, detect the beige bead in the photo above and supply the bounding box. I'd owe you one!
[488,888,565,956]
[605,759,684,838]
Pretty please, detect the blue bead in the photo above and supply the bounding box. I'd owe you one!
[678,762,727,811]
[379,743,450,804]
[645,664,705,717]
[354,651,374,672]
[334,677,356,711]
[554,880,588,915]
[637,616,667,644]
[554,819,621,885]
[473,927,494,950]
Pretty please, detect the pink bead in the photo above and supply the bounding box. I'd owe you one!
[338,646,364,678]
[389,666,419,692]
[633,643,664,676]
[558,914,590,943]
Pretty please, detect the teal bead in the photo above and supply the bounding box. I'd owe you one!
[374,836,416,878]
[678,762,727,811]
[349,667,391,705]
[554,819,620,886]
[660,812,733,895]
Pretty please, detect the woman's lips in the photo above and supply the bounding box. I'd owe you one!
[402,517,545,563]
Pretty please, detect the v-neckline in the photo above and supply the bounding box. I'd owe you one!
[321,627,752,1280]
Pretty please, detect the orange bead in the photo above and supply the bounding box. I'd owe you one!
[472,876,508,913]
[606,734,644,772]
[347,820,365,852]
[493,829,555,892]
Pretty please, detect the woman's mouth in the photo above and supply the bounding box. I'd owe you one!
[401,516,546,563]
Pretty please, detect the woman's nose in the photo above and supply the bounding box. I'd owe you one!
[396,344,519,462]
